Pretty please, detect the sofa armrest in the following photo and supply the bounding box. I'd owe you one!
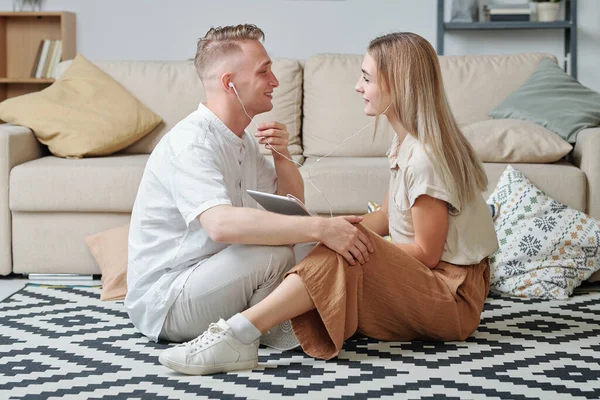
[0,123,46,275]
[572,127,600,220]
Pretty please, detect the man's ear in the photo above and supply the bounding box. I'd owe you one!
[220,73,233,92]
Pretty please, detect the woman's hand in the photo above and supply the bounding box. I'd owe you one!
[318,216,374,265]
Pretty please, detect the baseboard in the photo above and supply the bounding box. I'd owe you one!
[27,274,101,286]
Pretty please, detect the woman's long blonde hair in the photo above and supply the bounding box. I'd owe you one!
[369,32,487,206]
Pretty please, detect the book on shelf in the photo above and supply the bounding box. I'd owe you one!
[30,39,63,79]
[484,4,531,22]
[490,14,530,21]
[489,7,531,15]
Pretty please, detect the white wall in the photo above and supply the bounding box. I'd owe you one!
[2,0,599,92]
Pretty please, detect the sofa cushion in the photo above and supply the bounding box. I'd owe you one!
[299,158,585,216]
[9,157,584,217]
[488,59,600,144]
[440,53,555,127]
[483,161,586,212]
[9,154,305,213]
[302,53,554,158]
[56,58,303,155]
[10,155,148,212]
[0,55,162,158]
[302,54,396,158]
[462,119,572,163]
[300,157,390,214]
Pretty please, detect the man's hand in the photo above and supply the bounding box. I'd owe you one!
[318,216,374,266]
[255,122,290,159]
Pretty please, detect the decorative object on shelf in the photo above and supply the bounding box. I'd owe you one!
[533,0,561,22]
[12,0,43,12]
[487,1,531,22]
[451,0,479,22]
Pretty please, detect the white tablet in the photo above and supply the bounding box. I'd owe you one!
[246,190,312,216]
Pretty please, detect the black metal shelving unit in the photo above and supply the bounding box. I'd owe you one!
[437,0,578,78]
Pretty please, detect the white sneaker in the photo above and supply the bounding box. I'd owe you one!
[259,319,300,351]
[159,319,259,375]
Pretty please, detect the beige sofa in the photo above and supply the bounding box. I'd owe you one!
[1,52,599,276]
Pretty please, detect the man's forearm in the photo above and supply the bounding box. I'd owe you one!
[211,206,322,245]
[274,154,305,202]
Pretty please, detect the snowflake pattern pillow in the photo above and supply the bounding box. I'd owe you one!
[487,165,600,299]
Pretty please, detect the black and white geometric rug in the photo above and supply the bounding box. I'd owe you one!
[1,284,599,400]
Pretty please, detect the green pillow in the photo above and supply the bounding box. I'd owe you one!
[488,59,600,144]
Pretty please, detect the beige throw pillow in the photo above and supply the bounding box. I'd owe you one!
[0,54,162,158]
[462,119,572,163]
[84,224,129,301]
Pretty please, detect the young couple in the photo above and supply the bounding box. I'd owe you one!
[125,24,499,376]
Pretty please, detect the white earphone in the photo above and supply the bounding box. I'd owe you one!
[228,81,239,95]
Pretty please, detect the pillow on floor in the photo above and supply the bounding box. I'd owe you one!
[0,54,162,158]
[84,224,129,301]
[488,59,600,144]
[486,165,600,299]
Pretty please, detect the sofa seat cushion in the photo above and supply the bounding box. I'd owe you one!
[10,154,305,213]
[10,155,148,212]
[300,157,390,214]
[483,161,586,212]
[300,157,585,216]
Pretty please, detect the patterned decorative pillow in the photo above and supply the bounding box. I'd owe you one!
[486,165,600,299]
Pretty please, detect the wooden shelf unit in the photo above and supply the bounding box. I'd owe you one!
[0,12,75,102]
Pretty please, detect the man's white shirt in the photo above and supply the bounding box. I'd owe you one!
[125,103,277,341]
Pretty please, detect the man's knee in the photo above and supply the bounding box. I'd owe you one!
[293,242,318,264]
[264,245,296,271]
[232,244,296,271]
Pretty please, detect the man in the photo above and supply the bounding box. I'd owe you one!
[125,24,373,351]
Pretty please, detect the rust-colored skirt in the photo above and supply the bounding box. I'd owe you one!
[285,225,490,360]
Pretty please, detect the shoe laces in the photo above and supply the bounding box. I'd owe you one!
[180,323,225,353]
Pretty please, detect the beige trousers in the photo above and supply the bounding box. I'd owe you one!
[159,242,316,342]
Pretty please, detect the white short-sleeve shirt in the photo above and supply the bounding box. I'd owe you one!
[387,133,499,266]
[125,103,277,341]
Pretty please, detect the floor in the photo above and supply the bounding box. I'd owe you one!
[0,274,102,301]
[0,275,28,301]
[3,284,599,399]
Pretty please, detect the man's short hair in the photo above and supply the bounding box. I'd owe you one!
[195,24,265,81]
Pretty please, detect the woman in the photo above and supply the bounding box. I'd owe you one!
[159,32,499,376]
